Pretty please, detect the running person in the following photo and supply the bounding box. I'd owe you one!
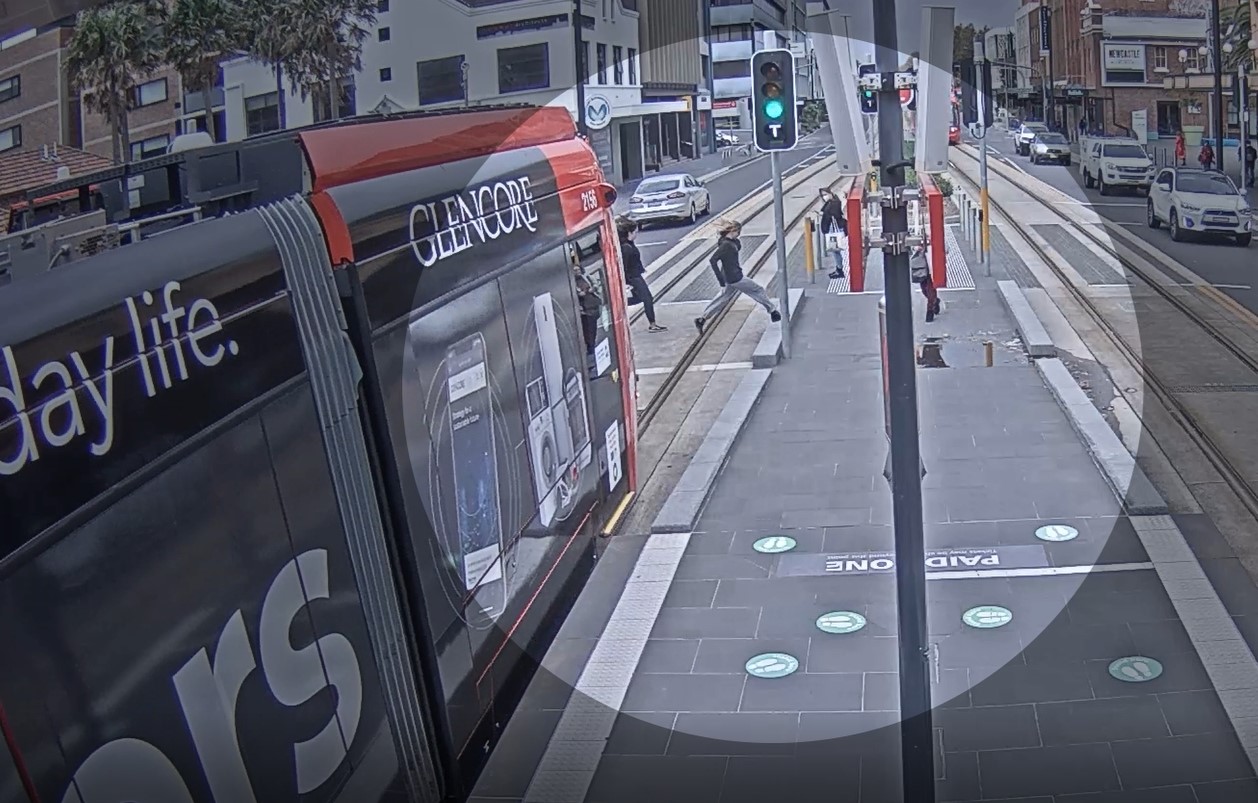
[694,219,780,334]
[617,217,666,331]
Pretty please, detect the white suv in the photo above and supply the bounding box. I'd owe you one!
[1081,138,1155,195]
[1016,122,1049,156]
[1147,168,1252,246]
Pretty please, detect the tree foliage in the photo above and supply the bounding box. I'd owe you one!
[1219,0,1252,71]
[64,0,165,162]
[166,0,239,141]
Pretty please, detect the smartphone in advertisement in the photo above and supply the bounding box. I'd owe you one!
[446,333,504,618]
[564,370,591,469]
[524,374,559,528]
[534,293,575,468]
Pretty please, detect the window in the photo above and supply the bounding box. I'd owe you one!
[378,26,390,42]
[377,0,388,10]
[0,75,18,103]
[380,67,392,82]
[596,43,607,84]
[244,91,280,135]
[713,24,753,42]
[132,78,168,108]
[613,45,623,84]
[1183,49,1201,72]
[0,124,20,152]
[314,77,355,122]
[499,43,550,94]
[130,134,170,160]
[628,48,637,84]
[418,55,466,105]
[581,41,590,83]
[713,60,751,79]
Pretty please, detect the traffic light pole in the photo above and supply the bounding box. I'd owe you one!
[873,0,935,800]
[770,151,792,358]
[975,37,991,266]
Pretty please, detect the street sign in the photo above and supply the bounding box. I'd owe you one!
[962,605,1014,629]
[745,653,799,678]
[816,611,867,634]
[1109,656,1163,683]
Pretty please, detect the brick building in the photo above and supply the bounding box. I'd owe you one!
[1042,0,1212,143]
[1,20,187,162]
[0,144,113,233]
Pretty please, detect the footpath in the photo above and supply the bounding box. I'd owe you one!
[469,180,1258,803]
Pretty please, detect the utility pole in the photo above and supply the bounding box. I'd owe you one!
[1210,0,1225,172]
[975,36,991,265]
[573,0,588,136]
[871,0,934,799]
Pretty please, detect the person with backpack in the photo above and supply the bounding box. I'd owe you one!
[819,188,847,280]
[1244,139,1257,188]
[617,217,666,332]
[1199,141,1215,171]
[694,219,781,335]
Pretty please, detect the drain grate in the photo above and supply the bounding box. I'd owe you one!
[1168,384,1258,394]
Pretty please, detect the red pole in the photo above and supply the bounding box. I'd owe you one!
[846,183,865,292]
[920,174,947,288]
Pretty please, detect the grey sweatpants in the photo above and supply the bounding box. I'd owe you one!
[700,278,777,321]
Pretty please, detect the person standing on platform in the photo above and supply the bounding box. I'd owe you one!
[695,219,781,335]
[911,242,940,323]
[617,217,666,332]
[819,188,847,280]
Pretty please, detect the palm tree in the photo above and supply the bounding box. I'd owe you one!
[165,0,238,142]
[64,1,165,163]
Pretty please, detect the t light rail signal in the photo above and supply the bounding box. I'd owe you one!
[751,49,799,152]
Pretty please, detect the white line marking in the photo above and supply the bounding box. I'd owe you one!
[636,361,753,376]
[928,562,1153,580]
[1213,284,1252,290]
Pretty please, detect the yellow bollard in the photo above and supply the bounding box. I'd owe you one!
[980,186,991,259]
[803,216,815,283]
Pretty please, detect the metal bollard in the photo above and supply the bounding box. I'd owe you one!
[804,216,816,284]
[984,340,994,367]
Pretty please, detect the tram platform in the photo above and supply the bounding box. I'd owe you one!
[469,209,1258,803]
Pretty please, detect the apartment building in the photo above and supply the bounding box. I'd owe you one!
[710,0,808,127]
[1,20,199,163]
[1013,0,1045,120]
[984,26,1017,98]
[1042,0,1210,141]
[637,0,712,169]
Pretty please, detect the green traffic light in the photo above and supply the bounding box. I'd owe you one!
[764,99,784,119]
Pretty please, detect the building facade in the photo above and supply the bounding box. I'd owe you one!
[1042,0,1213,142]
[709,0,808,128]
[638,0,712,168]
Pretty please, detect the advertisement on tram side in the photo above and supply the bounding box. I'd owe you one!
[0,212,404,803]
[330,146,621,780]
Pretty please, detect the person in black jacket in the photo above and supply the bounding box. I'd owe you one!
[618,217,666,332]
[694,219,780,335]
[819,188,847,279]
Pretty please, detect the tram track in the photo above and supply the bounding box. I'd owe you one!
[634,155,839,434]
[949,145,1258,524]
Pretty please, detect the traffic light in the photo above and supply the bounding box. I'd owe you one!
[959,59,993,127]
[751,49,799,151]
[858,63,878,114]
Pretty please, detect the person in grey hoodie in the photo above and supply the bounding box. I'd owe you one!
[694,219,781,335]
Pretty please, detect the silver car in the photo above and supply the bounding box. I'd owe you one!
[1031,132,1071,165]
[626,174,712,226]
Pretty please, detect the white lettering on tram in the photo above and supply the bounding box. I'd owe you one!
[409,175,540,268]
[60,549,363,802]
[1,281,238,476]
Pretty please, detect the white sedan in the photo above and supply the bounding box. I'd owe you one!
[1147,167,1252,246]
[626,174,712,226]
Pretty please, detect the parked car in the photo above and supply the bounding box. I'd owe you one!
[1080,137,1155,195]
[716,131,741,147]
[626,173,712,226]
[1147,167,1252,246]
[1015,122,1049,156]
[1030,132,1071,165]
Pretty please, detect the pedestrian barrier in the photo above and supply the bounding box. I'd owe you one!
[846,182,865,292]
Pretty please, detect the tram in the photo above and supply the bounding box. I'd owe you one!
[0,105,637,803]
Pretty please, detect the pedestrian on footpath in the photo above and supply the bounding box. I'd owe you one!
[1245,140,1257,188]
[617,217,666,332]
[694,219,781,335]
[1175,130,1186,166]
[1199,141,1215,171]
[819,188,847,280]
[911,242,940,323]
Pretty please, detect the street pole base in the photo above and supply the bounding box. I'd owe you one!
[883,447,927,487]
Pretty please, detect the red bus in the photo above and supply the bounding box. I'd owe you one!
[0,105,636,802]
